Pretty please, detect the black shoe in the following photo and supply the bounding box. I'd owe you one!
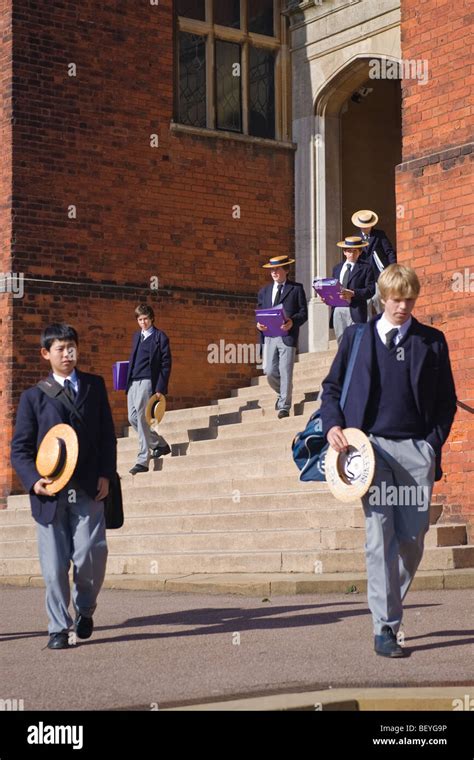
[47,632,71,650]
[150,443,171,459]
[75,614,94,640]
[278,410,290,419]
[129,464,149,475]
[374,626,406,658]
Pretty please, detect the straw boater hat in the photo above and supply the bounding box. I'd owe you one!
[145,393,167,432]
[324,428,375,502]
[336,236,368,249]
[262,255,295,268]
[351,209,379,228]
[35,424,79,495]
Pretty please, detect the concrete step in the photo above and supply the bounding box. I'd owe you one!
[312,545,474,574]
[2,545,472,577]
[117,440,294,469]
[119,475,327,501]
[118,459,299,486]
[0,522,466,557]
[121,397,320,442]
[0,506,364,541]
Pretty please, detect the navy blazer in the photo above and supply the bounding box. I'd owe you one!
[11,370,117,525]
[126,327,171,395]
[257,280,308,348]
[319,316,457,481]
[359,228,396,281]
[330,260,375,327]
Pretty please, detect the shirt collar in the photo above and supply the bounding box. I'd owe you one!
[141,325,155,339]
[378,313,412,339]
[53,368,78,387]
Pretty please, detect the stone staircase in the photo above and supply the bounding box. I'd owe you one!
[1,346,473,586]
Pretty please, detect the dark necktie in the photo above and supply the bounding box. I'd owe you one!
[342,263,352,288]
[140,333,146,342]
[385,328,399,349]
[63,378,76,402]
[273,284,283,306]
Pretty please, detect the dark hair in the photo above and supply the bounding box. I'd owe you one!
[135,304,155,321]
[41,323,79,351]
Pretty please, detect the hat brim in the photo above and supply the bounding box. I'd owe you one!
[145,394,167,429]
[324,428,375,502]
[336,241,368,249]
[351,209,379,227]
[36,424,79,495]
[262,259,295,268]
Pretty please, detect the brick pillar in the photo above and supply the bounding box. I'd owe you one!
[0,0,13,507]
[396,0,474,529]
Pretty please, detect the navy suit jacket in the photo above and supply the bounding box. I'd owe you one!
[330,260,375,327]
[257,280,308,348]
[319,316,457,481]
[11,370,117,525]
[359,227,396,281]
[125,327,171,395]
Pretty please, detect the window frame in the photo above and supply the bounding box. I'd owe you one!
[174,0,290,142]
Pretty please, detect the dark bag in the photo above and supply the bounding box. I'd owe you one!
[292,324,365,481]
[37,379,123,529]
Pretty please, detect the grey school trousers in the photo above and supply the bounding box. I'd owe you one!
[127,378,168,467]
[262,337,296,412]
[362,436,436,636]
[36,484,108,635]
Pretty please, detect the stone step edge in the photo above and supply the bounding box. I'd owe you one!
[1,522,468,544]
[166,686,472,711]
[1,568,473,594]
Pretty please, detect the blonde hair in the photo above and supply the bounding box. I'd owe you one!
[378,264,420,301]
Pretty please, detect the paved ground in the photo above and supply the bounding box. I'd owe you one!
[1,586,473,710]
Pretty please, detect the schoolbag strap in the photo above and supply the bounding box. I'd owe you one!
[340,323,366,411]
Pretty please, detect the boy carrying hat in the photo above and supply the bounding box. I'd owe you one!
[11,323,117,650]
[320,265,457,657]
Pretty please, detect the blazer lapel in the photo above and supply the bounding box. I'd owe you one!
[280,281,294,303]
[408,318,429,416]
[74,369,91,410]
[347,262,359,286]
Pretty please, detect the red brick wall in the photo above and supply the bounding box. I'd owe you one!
[396,0,474,530]
[4,0,294,500]
[0,0,13,506]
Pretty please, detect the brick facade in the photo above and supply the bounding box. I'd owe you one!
[0,0,14,505]
[1,0,295,503]
[396,0,473,529]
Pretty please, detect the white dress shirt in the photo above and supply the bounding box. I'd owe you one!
[271,280,286,305]
[339,262,353,285]
[53,368,79,393]
[141,325,155,341]
[376,314,412,346]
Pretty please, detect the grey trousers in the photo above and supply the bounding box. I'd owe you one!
[333,307,354,345]
[362,436,436,635]
[127,378,168,466]
[262,337,296,412]
[36,485,108,634]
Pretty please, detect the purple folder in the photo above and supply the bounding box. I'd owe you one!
[313,278,348,308]
[255,304,288,338]
[113,361,129,391]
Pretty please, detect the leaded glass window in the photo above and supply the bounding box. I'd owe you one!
[179,33,207,128]
[249,47,275,139]
[216,41,242,132]
[214,0,241,29]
